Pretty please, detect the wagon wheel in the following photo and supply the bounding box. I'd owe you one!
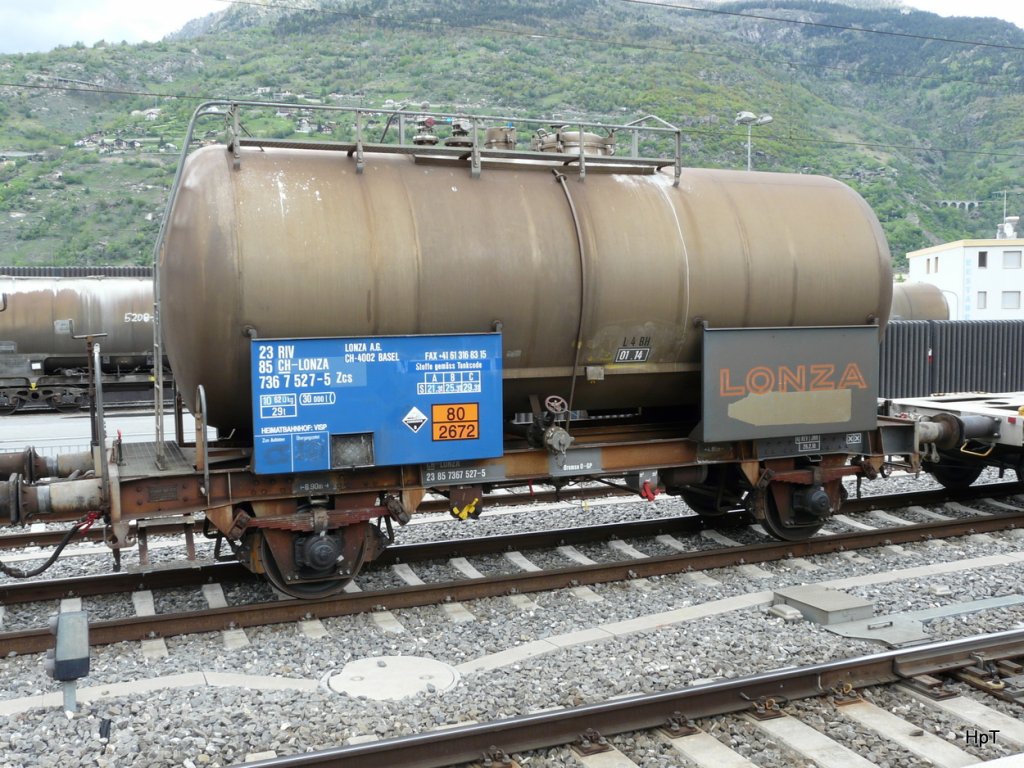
[259,535,357,599]
[48,392,85,413]
[754,487,824,542]
[0,396,23,416]
[678,488,723,516]
[677,467,745,517]
[256,520,379,600]
[928,459,983,490]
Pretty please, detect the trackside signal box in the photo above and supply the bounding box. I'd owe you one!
[250,333,503,474]
[45,611,90,681]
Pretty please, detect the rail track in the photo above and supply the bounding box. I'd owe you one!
[0,478,1020,585]
[1,484,1021,655]
[1,482,1022,768]
[237,629,1024,768]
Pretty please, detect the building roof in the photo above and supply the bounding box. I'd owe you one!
[907,238,1024,258]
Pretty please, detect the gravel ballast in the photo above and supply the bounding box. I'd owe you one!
[1,475,1022,766]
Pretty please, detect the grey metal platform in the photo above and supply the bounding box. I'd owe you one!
[118,441,196,479]
[773,585,875,625]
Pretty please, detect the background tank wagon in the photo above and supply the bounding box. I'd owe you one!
[0,267,157,413]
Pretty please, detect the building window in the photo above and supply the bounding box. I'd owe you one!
[1005,251,1022,269]
[978,251,987,268]
[934,256,939,271]
[978,291,987,309]
[1002,291,1021,310]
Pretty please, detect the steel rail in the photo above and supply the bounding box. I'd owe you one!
[1,478,1019,553]
[3,480,1020,604]
[0,485,633,551]
[242,629,1024,768]
[1,509,1022,655]
[1,475,1019,553]
[0,562,251,604]
[0,511,724,604]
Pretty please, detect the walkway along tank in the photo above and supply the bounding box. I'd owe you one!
[0,102,935,597]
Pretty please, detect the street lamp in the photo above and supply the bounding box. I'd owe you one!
[734,111,773,171]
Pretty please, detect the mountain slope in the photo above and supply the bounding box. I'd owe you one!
[1,0,1022,268]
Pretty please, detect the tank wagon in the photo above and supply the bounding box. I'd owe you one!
[890,281,949,321]
[1,102,945,597]
[0,267,157,413]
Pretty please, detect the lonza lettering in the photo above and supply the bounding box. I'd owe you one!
[719,363,868,397]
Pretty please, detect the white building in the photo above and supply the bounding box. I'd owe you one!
[906,216,1024,320]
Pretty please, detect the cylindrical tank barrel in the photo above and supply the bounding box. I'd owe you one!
[890,281,949,321]
[0,277,154,370]
[160,145,892,436]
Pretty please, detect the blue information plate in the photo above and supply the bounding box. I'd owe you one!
[251,333,503,475]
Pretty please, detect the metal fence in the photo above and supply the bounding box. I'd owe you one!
[880,320,1024,398]
[0,265,152,278]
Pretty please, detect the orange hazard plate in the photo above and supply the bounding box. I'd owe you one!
[432,403,479,441]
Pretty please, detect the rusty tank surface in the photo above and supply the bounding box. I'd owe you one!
[161,144,892,437]
[890,280,949,321]
[0,273,155,411]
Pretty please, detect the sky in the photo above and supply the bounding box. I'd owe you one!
[0,0,227,54]
[907,0,1024,32]
[0,0,1021,55]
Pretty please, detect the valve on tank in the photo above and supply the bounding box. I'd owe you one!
[444,118,475,147]
[413,116,439,146]
[525,394,575,461]
[484,125,517,150]
[532,126,616,156]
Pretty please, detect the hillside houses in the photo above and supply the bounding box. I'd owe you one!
[73,132,144,151]
[129,108,162,121]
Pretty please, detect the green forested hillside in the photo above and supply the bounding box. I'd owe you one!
[1,0,1022,269]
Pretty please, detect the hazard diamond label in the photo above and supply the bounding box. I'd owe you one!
[402,406,428,433]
